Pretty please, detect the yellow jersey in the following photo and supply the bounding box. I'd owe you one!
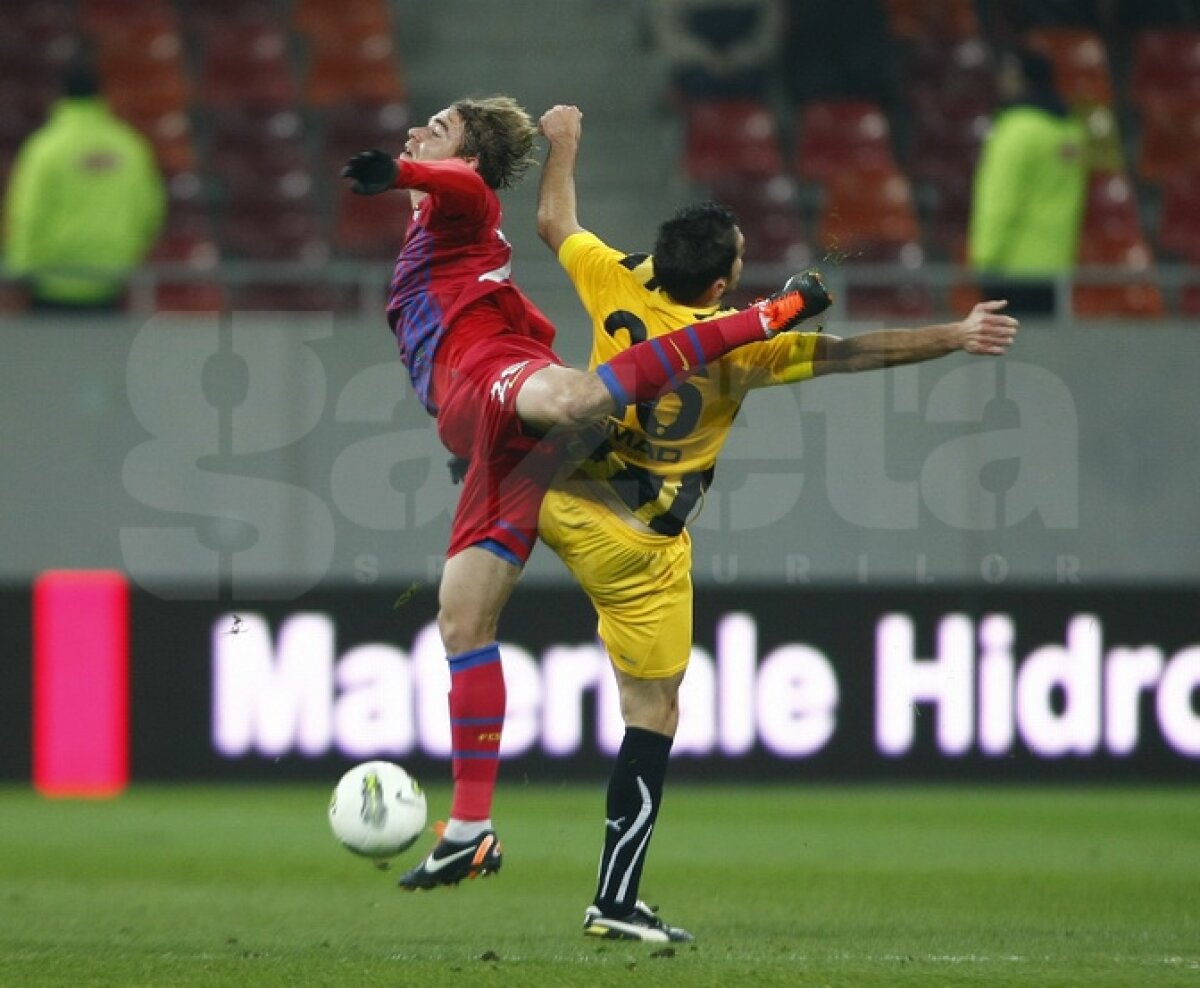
[558,230,821,536]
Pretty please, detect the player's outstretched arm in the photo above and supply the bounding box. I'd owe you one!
[536,104,587,254]
[812,300,1018,376]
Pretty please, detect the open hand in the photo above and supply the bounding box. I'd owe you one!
[962,299,1019,356]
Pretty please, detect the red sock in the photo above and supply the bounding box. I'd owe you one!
[594,308,764,408]
[447,644,505,821]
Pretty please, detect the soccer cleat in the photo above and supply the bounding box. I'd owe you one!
[756,269,833,336]
[582,900,694,943]
[397,822,503,890]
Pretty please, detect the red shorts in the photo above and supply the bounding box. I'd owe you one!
[435,331,564,565]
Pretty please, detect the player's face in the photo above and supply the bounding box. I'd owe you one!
[725,227,746,295]
[402,108,467,163]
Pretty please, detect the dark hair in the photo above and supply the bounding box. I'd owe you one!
[1015,48,1057,95]
[652,201,740,304]
[62,56,100,98]
[452,95,538,190]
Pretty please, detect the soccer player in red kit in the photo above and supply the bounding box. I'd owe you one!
[341,95,830,891]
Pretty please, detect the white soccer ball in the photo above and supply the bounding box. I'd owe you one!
[328,761,427,859]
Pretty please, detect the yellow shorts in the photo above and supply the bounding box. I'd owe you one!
[538,487,693,679]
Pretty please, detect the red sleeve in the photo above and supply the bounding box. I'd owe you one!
[394,158,488,197]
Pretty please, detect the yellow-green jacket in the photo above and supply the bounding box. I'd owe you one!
[3,97,165,304]
[968,105,1087,276]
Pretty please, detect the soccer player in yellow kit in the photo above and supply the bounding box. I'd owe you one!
[535,104,1019,942]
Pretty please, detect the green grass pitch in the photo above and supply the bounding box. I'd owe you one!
[1,783,1197,986]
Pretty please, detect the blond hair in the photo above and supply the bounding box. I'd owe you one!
[452,95,538,190]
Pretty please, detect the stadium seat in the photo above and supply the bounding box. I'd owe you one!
[1080,172,1143,244]
[304,35,407,108]
[815,165,921,254]
[1130,29,1200,109]
[682,100,784,182]
[293,0,394,42]
[921,170,973,260]
[236,282,355,312]
[80,0,179,39]
[1156,175,1200,261]
[208,109,309,188]
[0,38,60,118]
[154,282,229,312]
[196,23,297,111]
[885,0,979,40]
[904,37,995,107]
[1073,235,1165,318]
[707,176,811,267]
[838,240,935,318]
[217,200,328,263]
[1135,99,1200,185]
[322,100,412,174]
[1025,29,1114,107]
[332,187,411,259]
[1179,282,1200,316]
[793,100,896,183]
[907,90,990,184]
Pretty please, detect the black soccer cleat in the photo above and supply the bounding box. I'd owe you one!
[582,900,694,942]
[397,823,503,890]
[756,268,833,336]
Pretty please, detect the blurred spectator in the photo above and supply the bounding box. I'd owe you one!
[2,58,165,311]
[778,0,895,110]
[967,48,1086,316]
[651,0,783,101]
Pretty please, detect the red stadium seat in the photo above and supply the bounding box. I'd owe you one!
[815,166,921,254]
[904,38,996,107]
[1025,29,1114,107]
[218,201,328,263]
[294,0,394,42]
[322,100,412,174]
[793,100,896,183]
[1135,99,1200,185]
[707,177,811,266]
[922,170,974,260]
[683,100,784,182]
[1156,175,1200,261]
[155,282,229,312]
[1073,235,1165,318]
[211,115,307,198]
[236,282,356,312]
[907,90,991,184]
[840,241,936,319]
[1080,172,1143,244]
[80,0,179,39]
[1130,30,1200,110]
[332,187,411,259]
[196,24,297,111]
[886,0,979,40]
[305,35,407,108]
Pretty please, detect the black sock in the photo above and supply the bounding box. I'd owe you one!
[593,726,673,916]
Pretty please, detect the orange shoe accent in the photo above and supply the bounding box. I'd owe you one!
[471,833,495,868]
[758,291,807,332]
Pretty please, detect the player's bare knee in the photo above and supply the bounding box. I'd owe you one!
[436,605,494,655]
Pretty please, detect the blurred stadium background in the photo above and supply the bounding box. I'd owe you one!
[1,0,1199,793]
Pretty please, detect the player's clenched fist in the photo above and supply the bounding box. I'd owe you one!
[538,104,583,144]
[341,149,398,195]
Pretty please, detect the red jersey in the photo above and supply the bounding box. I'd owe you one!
[385,158,556,414]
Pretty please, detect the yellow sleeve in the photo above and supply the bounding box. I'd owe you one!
[731,332,822,389]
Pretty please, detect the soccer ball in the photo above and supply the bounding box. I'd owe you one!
[328,761,427,859]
